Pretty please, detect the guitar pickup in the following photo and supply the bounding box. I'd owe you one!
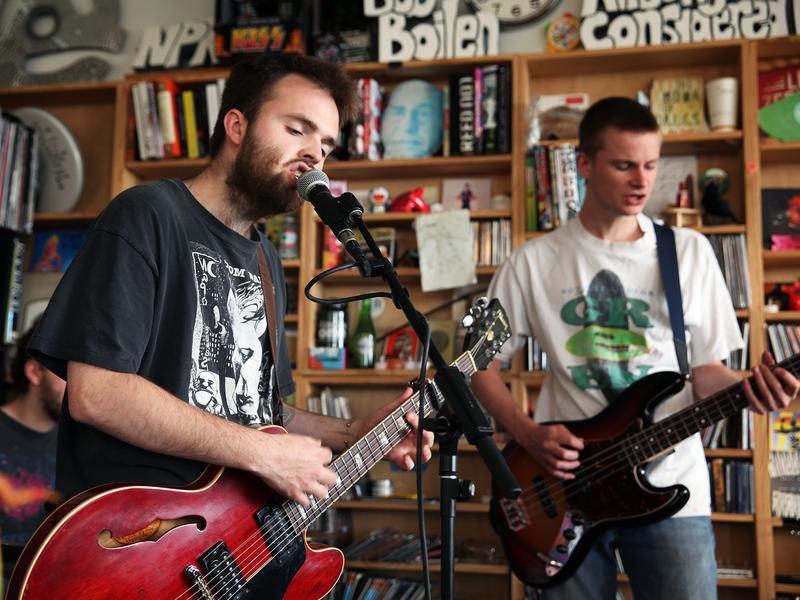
[197,541,247,600]
[499,496,531,531]
[533,475,558,519]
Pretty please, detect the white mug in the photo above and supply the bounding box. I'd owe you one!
[705,77,739,131]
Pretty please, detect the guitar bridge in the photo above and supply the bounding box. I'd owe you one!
[499,496,531,531]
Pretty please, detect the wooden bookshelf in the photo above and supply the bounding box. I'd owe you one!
[7,36,799,600]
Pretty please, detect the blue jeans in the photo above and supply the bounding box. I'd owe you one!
[541,517,717,600]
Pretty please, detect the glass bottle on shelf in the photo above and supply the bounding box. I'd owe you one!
[279,213,299,260]
[349,299,375,369]
[316,303,347,350]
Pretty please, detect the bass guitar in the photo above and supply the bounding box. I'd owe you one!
[491,354,800,589]
[8,299,510,599]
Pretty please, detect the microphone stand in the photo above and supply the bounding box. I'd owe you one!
[338,197,521,600]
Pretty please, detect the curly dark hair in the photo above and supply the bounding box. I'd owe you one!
[208,53,358,158]
[10,320,39,395]
[578,97,660,157]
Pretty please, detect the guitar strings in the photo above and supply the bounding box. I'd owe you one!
[509,367,775,522]
[171,345,458,600]
[178,341,485,599]
[174,410,424,600]
[180,352,798,598]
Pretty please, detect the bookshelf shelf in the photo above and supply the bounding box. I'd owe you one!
[764,250,800,269]
[325,154,513,179]
[711,512,755,523]
[285,314,298,324]
[760,140,800,165]
[32,211,99,225]
[345,560,509,575]
[313,266,497,280]
[695,224,747,235]
[705,448,754,459]
[519,372,546,386]
[717,578,759,588]
[535,131,741,155]
[359,210,512,224]
[301,369,432,385]
[764,311,800,321]
[281,259,301,269]
[125,158,207,180]
[776,583,800,593]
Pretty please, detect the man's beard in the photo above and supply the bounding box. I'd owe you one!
[227,130,303,221]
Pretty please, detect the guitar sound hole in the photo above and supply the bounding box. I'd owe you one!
[97,515,206,548]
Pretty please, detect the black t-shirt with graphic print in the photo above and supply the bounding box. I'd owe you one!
[28,179,295,499]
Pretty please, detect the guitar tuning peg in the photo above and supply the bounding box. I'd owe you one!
[462,314,476,329]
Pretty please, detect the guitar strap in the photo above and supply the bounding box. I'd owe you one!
[256,244,283,412]
[654,223,690,378]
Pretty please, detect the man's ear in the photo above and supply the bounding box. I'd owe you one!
[577,151,592,180]
[223,109,247,147]
[23,358,44,387]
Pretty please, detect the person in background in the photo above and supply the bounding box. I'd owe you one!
[471,97,799,600]
[1,322,65,588]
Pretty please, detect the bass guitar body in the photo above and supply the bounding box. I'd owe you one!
[491,371,691,588]
[7,426,344,600]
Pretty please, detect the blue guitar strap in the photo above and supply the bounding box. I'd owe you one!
[654,223,691,378]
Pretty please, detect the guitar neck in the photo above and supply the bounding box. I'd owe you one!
[624,354,800,464]
[283,350,479,532]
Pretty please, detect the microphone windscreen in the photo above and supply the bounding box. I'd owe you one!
[296,170,330,200]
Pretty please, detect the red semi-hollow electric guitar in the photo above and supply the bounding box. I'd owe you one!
[491,353,800,589]
[7,299,510,600]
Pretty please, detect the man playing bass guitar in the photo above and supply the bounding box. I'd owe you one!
[471,97,798,599]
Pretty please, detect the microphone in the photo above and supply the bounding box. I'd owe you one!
[296,170,366,265]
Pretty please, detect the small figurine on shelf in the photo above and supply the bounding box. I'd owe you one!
[700,167,737,224]
[368,186,390,213]
[390,187,430,213]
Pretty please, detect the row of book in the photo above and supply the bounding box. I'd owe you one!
[0,111,39,234]
[444,64,512,157]
[332,571,426,600]
[343,529,436,563]
[724,320,750,371]
[472,219,511,267]
[706,233,751,310]
[131,77,225,160]
[707,458,755,514]
[766,322,800,362]
[0,235,24,344]
[769,411,800,519]
[524,144,585,233]
[307,386,352,419]
[524,336,549,372]
[701,410,754,450]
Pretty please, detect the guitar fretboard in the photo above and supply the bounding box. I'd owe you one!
[281,351,480,533]
[621,354,800,465]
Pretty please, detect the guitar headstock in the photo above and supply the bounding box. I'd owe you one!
[462,297,511,371]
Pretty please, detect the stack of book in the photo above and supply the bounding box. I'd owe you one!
[766,322,800,361]
[707,458,755,514]
[524,144,585,232]
[472,219,511,267]
[445,64,511,157]
[0,111,39,233]
[334,571,426,600]
[769,411,800,519]
[0,235,24,344]
[343,528,438,563]
[524,336,548,372]
[702,410,753,450]
[705,233,751,309]
[131,77,226,160]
